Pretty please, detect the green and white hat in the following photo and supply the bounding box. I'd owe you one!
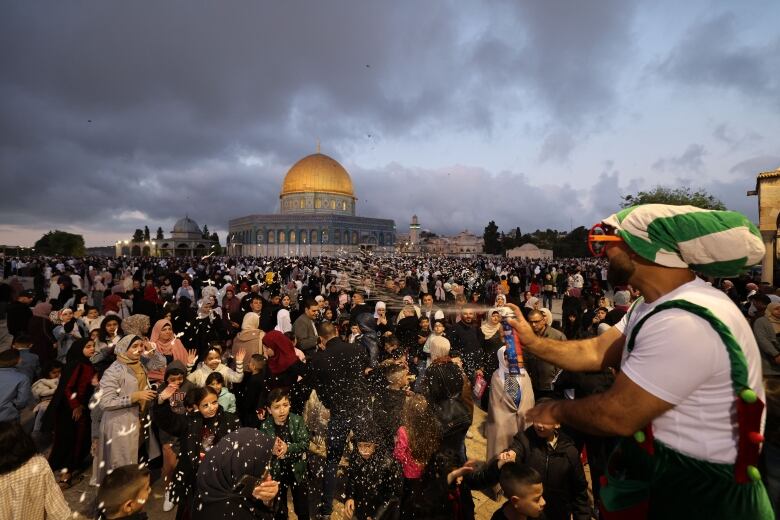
[602,204,765,277]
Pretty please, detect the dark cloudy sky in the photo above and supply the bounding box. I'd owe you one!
[2,1,779,247]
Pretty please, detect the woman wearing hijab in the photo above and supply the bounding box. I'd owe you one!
[374,301,394,337]
[43,337,97,488]
[262,331,304,391]
[28,302,56,367]
[193,428,279,520]
[477,309,503,409]
[95,335,166,485]
[275,302,292,334]
[485,345,535,462]
[147,318,193,383]
[232,312,265,359]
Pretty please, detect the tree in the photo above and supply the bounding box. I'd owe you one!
[156,226,164,240]
[143,226,150,241]
[132,229,144,242]
[483,221,502,254]
[202,225,210,239]
[210,232,222,255]
[620,186,726,210]
[33,230,85,256]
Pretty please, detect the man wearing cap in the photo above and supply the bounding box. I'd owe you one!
[6,289,33,338]
[506,204,772,519]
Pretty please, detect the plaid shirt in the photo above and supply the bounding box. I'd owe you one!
[0,456,76,520]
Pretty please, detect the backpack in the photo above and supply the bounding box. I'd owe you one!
[433,396,472,437]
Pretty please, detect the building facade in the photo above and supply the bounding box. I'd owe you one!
[115,217,218,257]
[749,167,780,284]
[397,215,483,257]
[227,152,396,257]
[506,243,554,260]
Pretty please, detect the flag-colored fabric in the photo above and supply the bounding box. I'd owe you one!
[602,204,764,277]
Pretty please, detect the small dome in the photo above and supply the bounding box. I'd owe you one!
[173,217,200,235]
[280,153,355,198]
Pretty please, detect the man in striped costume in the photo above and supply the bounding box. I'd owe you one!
[505,204,774,519]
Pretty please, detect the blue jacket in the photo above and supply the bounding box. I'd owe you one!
[16,349,40,383]
[0,367,32,422]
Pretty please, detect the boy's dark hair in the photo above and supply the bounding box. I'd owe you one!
[0,421,38,475]
[11,332,33,346]
[267,387,290,405]
[499,462,542,498]
[303,298,318,310]
[750,293,771,305]
[0,348,20,368]
[283,331,296,343]
[250,353,265,364]
[205,371,225,386]
[597,306,610,314]
[165,366,187,379]
[97,464,151,518]
[383,336,399,348]
[383,362,407,381]
[185,386,219,408]
[44,360,65,376]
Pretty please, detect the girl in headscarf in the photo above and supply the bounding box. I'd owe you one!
[193,428,278,520]
[28,302,56,367]
[275,307,292,334]
[477,309,504,409]
[44,337,97,488]
[374,301,394,337]
[95,335,166,486]
[262,331,304,391]
[154,385,242,520]
[147,318,193,383]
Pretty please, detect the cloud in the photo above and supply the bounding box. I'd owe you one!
[658,13,780,104]
[652,144,706,173]
[712,123,763,151]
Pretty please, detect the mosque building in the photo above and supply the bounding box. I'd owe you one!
[227,150,396,256]
[114,216,219,257]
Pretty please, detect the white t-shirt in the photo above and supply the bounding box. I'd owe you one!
[615,277,765,464]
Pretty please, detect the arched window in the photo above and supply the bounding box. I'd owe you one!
[331,200,336,209]
[334,229,341,244]
[257,230,264,244]
[289,230,296,243]
[351,231,358,245]
[315,198,322,209]
[342,201,347,211]
[321,230,328,243]
[267,231,275,244]
[278,231,286,244]
[310,230,318,244]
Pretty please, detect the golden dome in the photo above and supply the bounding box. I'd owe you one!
[280,153,355,198]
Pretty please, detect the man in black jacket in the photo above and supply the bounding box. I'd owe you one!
[309,321,370,517]
[450,307,481,383]
[6,289,33,338]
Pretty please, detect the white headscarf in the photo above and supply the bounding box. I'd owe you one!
[373,301,386,319]
[275,308,292,333]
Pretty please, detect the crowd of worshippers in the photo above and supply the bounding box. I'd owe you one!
[0,253,775,520]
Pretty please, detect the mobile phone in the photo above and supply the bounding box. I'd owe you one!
[233,474,261,497]
[78,303,85,311]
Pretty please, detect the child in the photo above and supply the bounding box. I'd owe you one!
[0,347,32,422]
[241,353,269,427]
[503,402,589,520]
[96,464,152,520]
[206,371,237,414]
[153,385,241,520]
[344,422,402,520]
[259,387,309,520]
[31,360,63,432]
[374,363,409,451]
[492,463,545,520]
[156,361,195,511]
[187,345,245,387]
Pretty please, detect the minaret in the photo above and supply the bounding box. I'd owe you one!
[410,214,420,246]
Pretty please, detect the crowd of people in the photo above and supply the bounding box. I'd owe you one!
[0,235,778,519]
